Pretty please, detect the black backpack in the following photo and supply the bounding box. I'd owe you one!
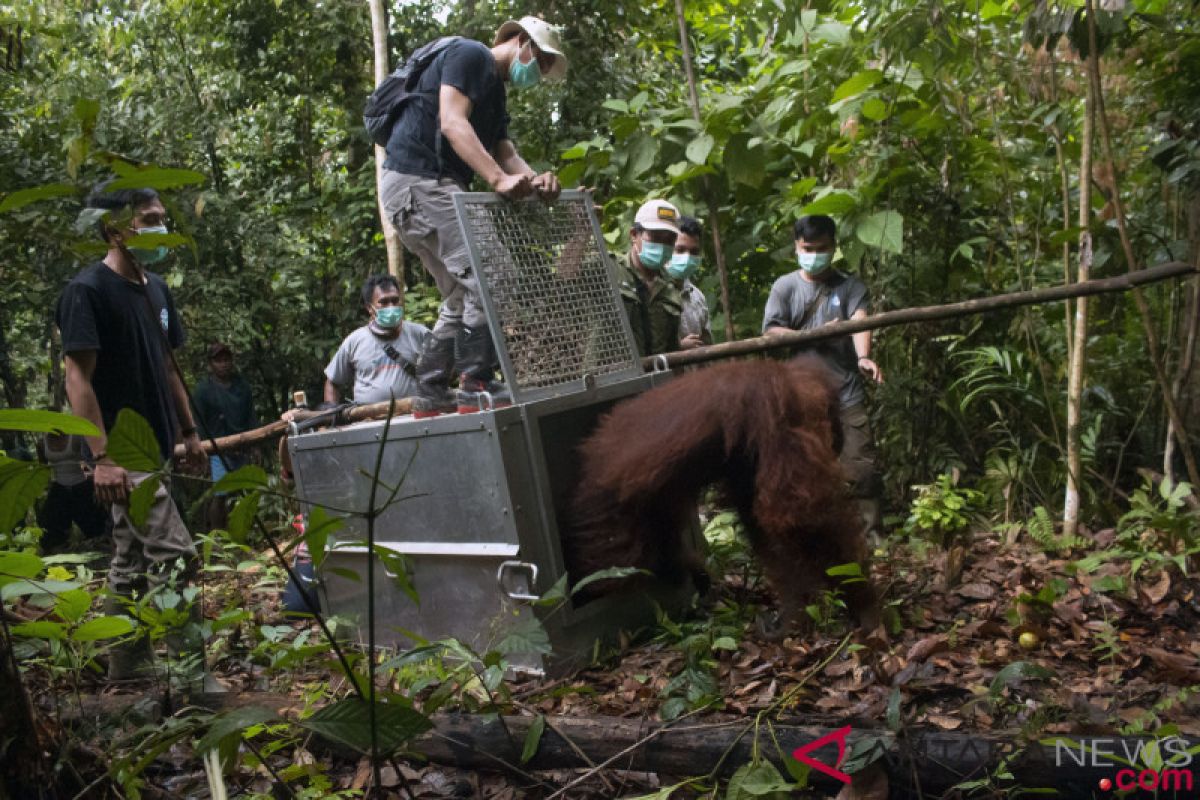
[364,36,462,147]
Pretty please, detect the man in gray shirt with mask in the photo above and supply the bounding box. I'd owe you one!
[763,214,884,543]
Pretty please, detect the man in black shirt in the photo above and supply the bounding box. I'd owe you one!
[193,342,257,530]
[379,16,569,416]
[56,181,206,680]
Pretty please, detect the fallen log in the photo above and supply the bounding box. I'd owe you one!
[172,398,413,458]
[650,260,1197,370]
[413,714,1200,796]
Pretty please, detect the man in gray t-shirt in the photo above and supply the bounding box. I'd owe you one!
[763,214,884,542]
[324,275,430,405]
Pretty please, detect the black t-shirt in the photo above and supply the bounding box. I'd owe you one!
[193,375,257,439]
[55,262,186,462]
[384,38,510,188]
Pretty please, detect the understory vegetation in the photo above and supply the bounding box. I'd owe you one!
[2,0,1199,796]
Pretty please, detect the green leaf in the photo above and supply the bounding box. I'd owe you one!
[520,714,545,764]
[105,167,206,191]
[107,409,162,472]
[724,133,765,188]
[602,98,629,113]
[0,457,51,531]
[12,620,67,640]
[571,566,649,595]
[0,551,44,585]
[497,615,552,656]
[376,545,419,606]
[726,760,794,798]
[622,781,692,800]
[55,588,92,623]
[304,506,344,569]
[686,133,716,165]
[801,191,857,216]
[213,464,268,493]
[625,134,658,179]
[826,562,864,578]
[832,70,883,103]
[226,491,260,544]
[861,97,889,121]
[856,210,904,254]
[72,615,135,642]
[534,573,570,607]
[0,183,76,213]
[989,661,1056,696]
[812,21,850,45]
[128,474,161,529]
[0,411,98,437]
[299,697,432,756]
[197,706,279,755]
[2,579,81,602]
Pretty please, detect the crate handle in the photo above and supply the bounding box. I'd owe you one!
[650,354,670,373]
[496,560,540,602]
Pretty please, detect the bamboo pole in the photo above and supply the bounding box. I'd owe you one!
[646,261,1196,370]
[368,0,404,280]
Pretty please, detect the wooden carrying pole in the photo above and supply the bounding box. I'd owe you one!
[177,262,1194,457]
[648,260,1197,370]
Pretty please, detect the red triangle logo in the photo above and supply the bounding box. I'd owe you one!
[791,725,853,785]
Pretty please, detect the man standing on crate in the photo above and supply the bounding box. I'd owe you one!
[375,16,569,417]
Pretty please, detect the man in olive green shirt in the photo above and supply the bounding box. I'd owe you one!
[614,199,683,357]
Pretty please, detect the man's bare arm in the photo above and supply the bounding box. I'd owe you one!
[64,351,107,457]
[439,85,529,196]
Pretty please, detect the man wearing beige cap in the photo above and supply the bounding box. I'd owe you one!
[378,16,569,416]
[614,199,684,357]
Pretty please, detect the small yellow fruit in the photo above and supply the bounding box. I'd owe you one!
[1018,631,1039,650]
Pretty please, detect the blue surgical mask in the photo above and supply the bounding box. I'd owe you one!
[797,251,833,274]
[128,224,169,265]
[638,241,668,270]
[509,42,542,90]
[666,253,701,280]
[375,306,403,328]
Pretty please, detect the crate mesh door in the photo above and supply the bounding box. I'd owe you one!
[454,191,642,403]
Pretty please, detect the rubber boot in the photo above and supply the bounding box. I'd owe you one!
[455,326,513,413]
[104,594,156,681]
[411,333,458,418]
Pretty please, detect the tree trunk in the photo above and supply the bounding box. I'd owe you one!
[1063,0,1097,540]
[368,0,404,280]
[673,0,735,342]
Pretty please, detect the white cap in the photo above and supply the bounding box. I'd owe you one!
[494,16,568,82]
[633,199,681,234]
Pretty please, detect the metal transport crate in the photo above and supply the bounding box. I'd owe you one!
[287,191,702,674]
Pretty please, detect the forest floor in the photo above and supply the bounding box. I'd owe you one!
[17,522,1200,798]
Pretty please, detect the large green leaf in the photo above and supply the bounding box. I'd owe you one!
[724,134,765,187]
[0,551,44,585]
[832,69,883,103]
[196,706,279,755]
[520,714,545,764]
[2,579,81,602]
[855,210,904,254]
[801,191,857,216]
[685,133,715,165]
[226,490,260,544]
[0,457,51,531]
[304,506,345,569]
[107,409,162,472]
[571,566,649,595]
[497,616,552,657]
[128,473,161,528]
[0,183,76,213]
[0,409,100,436]
[105,167,206,191]
[725,761,795,798]
[213,464,268,493]
[72,615,135,642]
[300,697,432,756]
[625,133,658,179]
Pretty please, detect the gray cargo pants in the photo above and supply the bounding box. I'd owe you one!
[380,170,488,338]
[108,472,196,595]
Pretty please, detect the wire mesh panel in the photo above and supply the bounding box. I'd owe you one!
[454,191,642,403]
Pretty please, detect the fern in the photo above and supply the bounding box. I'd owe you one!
[1024,506,1088,554]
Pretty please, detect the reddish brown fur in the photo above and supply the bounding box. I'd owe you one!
[564,357,879,630]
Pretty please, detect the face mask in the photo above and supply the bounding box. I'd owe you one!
[638,241,668,270]
[666,253,701,280]
[128,224,169,265]
[375,306,403,328]
[509,42,542,90]
[797,251,833,274]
